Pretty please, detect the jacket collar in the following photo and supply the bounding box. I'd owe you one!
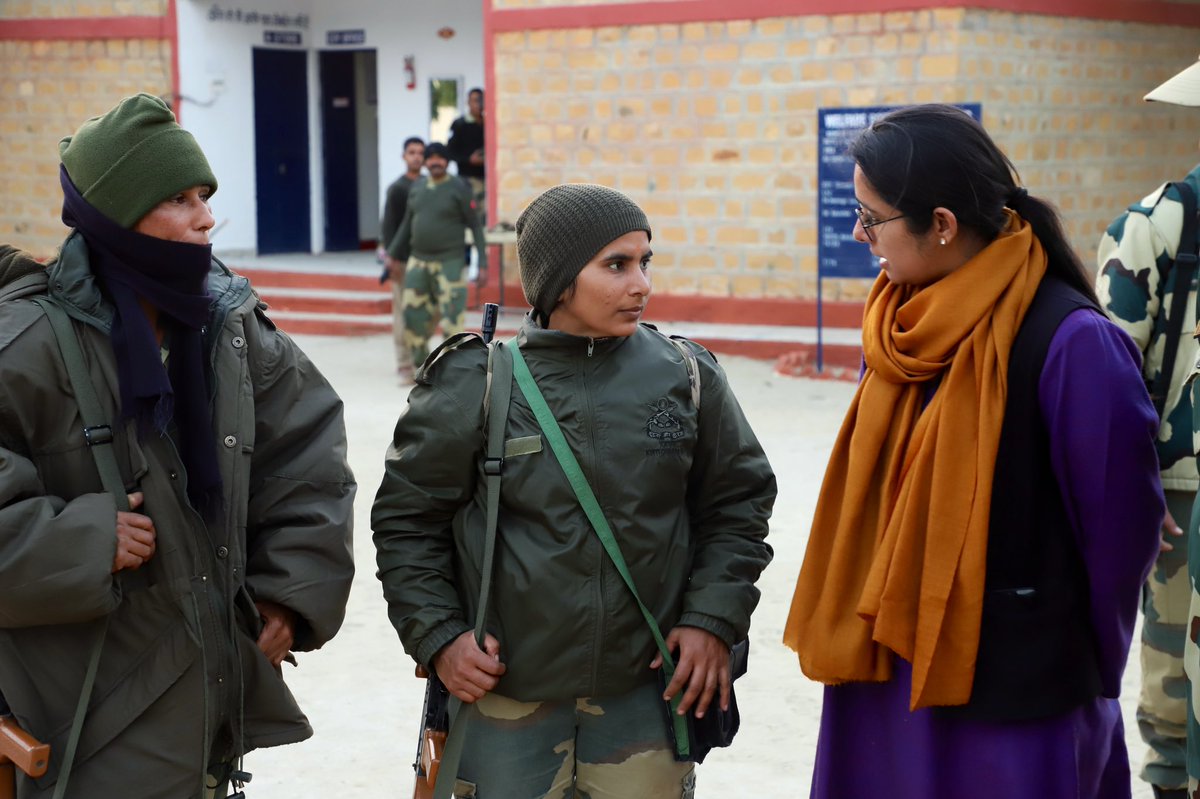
[515,312,633,358]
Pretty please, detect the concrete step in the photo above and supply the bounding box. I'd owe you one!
[257,286,392,315]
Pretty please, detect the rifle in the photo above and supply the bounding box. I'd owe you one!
[411,302,500,799]
[0,716,49,799]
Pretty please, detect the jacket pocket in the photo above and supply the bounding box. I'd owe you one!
[33,587,200,789]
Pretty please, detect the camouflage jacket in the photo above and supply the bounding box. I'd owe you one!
[1097,164,1200,491]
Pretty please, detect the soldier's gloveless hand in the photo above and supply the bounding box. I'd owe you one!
[652,626,731,720]
[112,491,156,573]
[434,631,506,703]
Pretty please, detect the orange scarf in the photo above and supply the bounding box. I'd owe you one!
[783,212,1047,710]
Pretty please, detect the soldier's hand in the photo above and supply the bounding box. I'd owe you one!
[433,631,505,703]
[387,257,406,282]
[112,491,156,573]
[652,626,731,720]
[255,600,297,667]
[1161,509,1185,552]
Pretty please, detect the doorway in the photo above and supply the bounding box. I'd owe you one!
[319,49,379,251]
[252,48,311,254]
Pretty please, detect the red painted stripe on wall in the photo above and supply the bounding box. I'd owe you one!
[484,0,499,226]
[489,0,1200,31]
[167,0,181,121]
[0,16,169,40]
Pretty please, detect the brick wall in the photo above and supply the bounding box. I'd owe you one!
[0,5,171,258]
[0,0,165,14]
[494,10,1200,301]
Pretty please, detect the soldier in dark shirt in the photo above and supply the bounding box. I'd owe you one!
[378,136,424,379]
[448,88,485,220]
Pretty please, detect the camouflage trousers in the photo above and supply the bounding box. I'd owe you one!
[390,278,413,373]
[451,682,696,799]
[402,256,468,366]
[1144,489,1194,791]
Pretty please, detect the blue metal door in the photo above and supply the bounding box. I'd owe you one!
[253,48,311,254]
[319,50,360,251]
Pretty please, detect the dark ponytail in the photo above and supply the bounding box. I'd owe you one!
[848,104,1097,305]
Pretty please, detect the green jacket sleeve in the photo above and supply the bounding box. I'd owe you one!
[679,348,776,646]
[243,311,356,652]
[387,203,414,263]
[0,443,120,628]
[372,346,486,666]
[379,180,409,247]
[459,182,489,272]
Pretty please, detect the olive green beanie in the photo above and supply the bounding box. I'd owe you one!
[516,184,651,315]
[59,93,218,228]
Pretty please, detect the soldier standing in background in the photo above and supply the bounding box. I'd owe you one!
[448,87,485,221]
[378,136,425,381]
[384,142,487,367]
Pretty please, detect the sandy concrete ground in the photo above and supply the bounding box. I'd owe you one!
[240,332,1153,798]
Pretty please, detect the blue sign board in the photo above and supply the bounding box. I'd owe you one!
[817,103,981,279]
[263,30,301,45]
[327,29,366,46]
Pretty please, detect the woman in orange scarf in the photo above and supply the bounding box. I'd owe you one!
[785,105,1164,798]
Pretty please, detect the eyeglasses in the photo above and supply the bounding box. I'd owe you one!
[855,206,905,243]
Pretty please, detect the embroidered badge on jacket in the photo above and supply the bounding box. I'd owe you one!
[645,398,686,441]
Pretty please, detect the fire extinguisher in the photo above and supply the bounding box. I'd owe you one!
[404,56,416,90]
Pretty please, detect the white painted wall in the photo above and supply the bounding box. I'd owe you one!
[177,0,483,255]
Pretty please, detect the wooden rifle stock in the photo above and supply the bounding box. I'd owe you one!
[0,716,50,799]
[411,664,448,799]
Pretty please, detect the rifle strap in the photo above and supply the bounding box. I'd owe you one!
[1150,180,1199,421]
[432,338,513,799]
[507,342,692,759]
[32,297,122,799]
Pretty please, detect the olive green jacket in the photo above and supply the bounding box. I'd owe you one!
[373,319,776,701]
[0,234,355,794]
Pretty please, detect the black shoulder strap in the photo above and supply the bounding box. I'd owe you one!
[1151,181,1199,420]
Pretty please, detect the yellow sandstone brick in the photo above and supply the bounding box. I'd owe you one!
[756,19,787,37]
[731,276,763,298]
[704,43,738,63]
[743,41,779,60]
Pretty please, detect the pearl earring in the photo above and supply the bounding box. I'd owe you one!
[939,238,946,246]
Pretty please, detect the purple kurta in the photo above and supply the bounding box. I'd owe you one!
[810,309,1164,799]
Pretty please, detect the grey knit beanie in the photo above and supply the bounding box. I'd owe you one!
[516,184,651,315]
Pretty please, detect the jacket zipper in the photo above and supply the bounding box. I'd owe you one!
[581,351,605,695]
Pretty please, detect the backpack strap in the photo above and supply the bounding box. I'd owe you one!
[29,296,123,799]
[642,324,702,411]
[667,336,701,412]
[1150,181,1199,420]
[432,338,513,799]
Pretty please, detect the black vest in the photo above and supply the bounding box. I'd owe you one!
[940,276,1104,722]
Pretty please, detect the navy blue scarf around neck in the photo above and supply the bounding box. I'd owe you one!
[60,165,222,518]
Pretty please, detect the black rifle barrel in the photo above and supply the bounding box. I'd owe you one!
[481,302,500,344]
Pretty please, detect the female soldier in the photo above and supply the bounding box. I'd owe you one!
[784,104,1163,797]
[0,94,355,798]
[373,183,776,798]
